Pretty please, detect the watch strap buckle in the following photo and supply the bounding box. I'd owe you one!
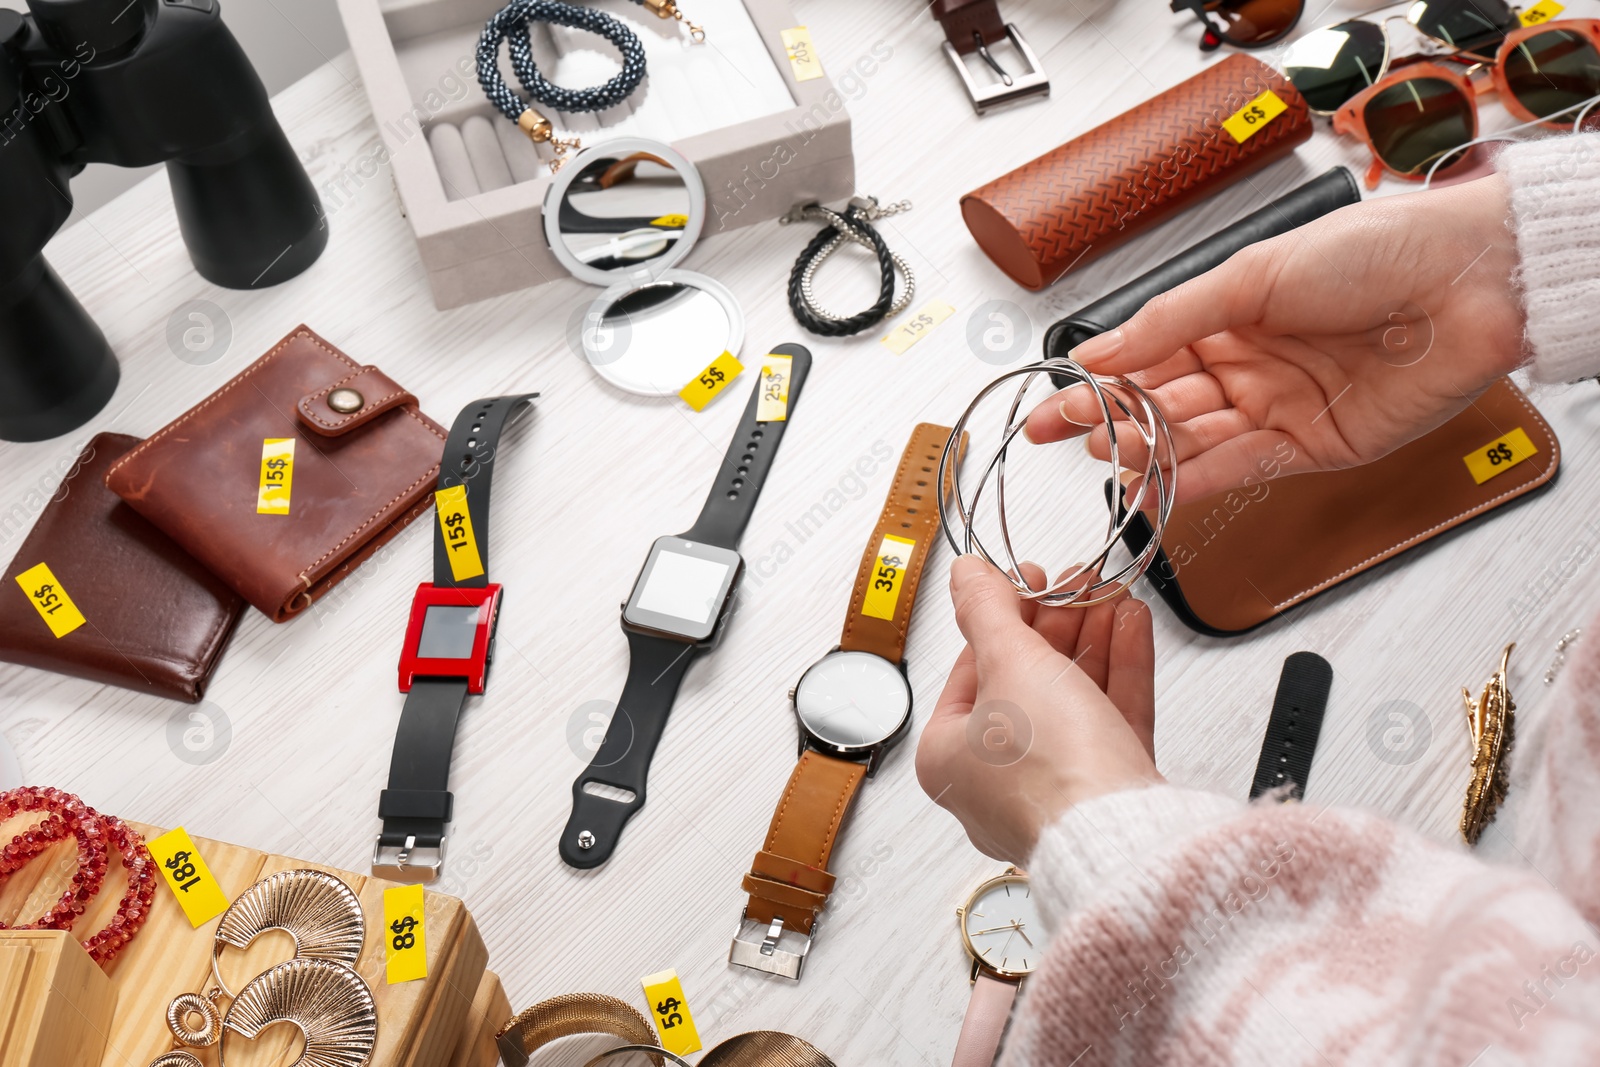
[728,911,813,980]
[942,24,1049,114]
[372,833,446,883]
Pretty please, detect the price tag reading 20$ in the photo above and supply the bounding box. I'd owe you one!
[1222,90,1288,143]
[383,883,428,983]
[861,534,916,621]
[435,484,486,582]
[641,969,702,1056]
[147,826,230,927]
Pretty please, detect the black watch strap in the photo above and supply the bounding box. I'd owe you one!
[559,630,699,868]
[1249,651,1332,801]
[679,343,812,549]
[376,393,535,880]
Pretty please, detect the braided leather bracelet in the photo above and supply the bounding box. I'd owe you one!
[785,198,914,337]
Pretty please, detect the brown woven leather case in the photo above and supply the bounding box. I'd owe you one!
[961,55,1312,290]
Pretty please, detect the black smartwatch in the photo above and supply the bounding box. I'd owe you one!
[373,393,536,883]
[560,345,812,869]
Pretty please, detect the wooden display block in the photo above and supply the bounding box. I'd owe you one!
[0,816,503,1067]
[0,930,116,1067]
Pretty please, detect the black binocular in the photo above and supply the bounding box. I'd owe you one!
[0,0,326,442]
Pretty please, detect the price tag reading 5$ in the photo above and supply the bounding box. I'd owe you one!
[1463,426,1539,485]
[435,484,486,581]
[257,438,295,515]
[147,826,230,927]
[756,354,792,422]
[15,562,85,639]
[1520,0,1564,26]
[861,534,916,621]
[641,969,702,1056]
[1222,90,1288,143]
[679,351,744,411]
[383,883,428,984]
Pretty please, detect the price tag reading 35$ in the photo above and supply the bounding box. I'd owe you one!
[147,826,230,927]
[383,883,428,983]
[861,534,916,621]
[641,969,702,1056]
[435,484,486,582]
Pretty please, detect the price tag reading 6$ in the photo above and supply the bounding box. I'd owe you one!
[1222,90,1288,143]
[641,969,702,1056]
[861,534,916,621]
[435,484,486,582]
[15,562,86,639]
[679,351,744,411]
[383,883,428,983]
[257,438,295,515]
[1463,426,1539,485]
[147,826,230,927]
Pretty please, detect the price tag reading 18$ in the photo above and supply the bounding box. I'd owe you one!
[435,484,486,582]
[861,534,916,621]
[383,883,428,984]
[257,438,295,515]
[679,351,744,411]
[881,300,956,355]
[1463,426,1539,485]
[147,826,230,927]
[641,969,702,1056]
[780,26,824,82]
[14,562,85,639]
[1520,0,1564,26]
[1222,90,1288,143]
[756,354,792,422]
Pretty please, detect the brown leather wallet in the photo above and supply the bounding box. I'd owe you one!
[961,54,1311,289]
[104,326,447,622]
[0,434,244,701]
[1125,379,1560,635]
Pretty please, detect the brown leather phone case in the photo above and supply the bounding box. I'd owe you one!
[104,326,447,622]
[961,54,1311,289]
[0,434,244,701]
[1124,379,1559,635]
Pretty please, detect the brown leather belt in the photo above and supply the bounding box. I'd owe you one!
[932,0,1048,113]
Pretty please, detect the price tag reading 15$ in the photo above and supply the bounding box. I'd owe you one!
[641,969,702,1056]
[383,883,428,983]
[14,562,85,639]
[257,438,295,515]
[435,484,486,582]
[147,826,230,927]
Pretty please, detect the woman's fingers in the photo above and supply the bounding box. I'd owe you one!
[1125,428,1307,505]
[1023,350,1206,444]
[1105,598,1156,758]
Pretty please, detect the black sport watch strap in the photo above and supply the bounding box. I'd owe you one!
[560,349,811,869]
[559,630,698,868]
[376,393,535,880]
[1249,651,1332,801]
[679,343,812,549]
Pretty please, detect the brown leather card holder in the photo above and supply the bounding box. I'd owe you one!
[1123,379,1559,635]
[104,325,447,622]
[0,433,245,701]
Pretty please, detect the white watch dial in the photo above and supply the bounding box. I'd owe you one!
[794,650,911,749]
[962,875,1039,977]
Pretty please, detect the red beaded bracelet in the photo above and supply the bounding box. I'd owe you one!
[0,786,158,965]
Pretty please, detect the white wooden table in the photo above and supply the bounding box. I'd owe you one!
[5,0,1598,1061]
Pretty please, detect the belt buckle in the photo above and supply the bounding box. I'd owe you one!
[942,23,1049,114]
[371,834,446,883]
[728,911,812,980]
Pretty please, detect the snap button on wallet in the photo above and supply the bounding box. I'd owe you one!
[104,326,447,622]
[0,433,245,701]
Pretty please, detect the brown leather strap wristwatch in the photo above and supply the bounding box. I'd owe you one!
[729,423,956,980]
[932,0,1048,113]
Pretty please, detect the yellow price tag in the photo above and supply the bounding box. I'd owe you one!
[1463,426,1538,485]
[14,562,86,639]
[383,883,428,984]
[679,352,744,411]
[147,827,230,928]
[650,214,690,228]
[756,354,792,422]
[257,438,295,515]
[1222,90,1288,143]
[1519,0,1564,25]
[780,26,824,82]
[881,300,956,355]
[641,969,702,1056]
[861,534,916,621]
[435,484,485,582]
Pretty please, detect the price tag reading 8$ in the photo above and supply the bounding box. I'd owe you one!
[1463,426,1538,485]
[383,883,428,983]
[1222,90,1288,143]
[147,826,230,927]
[640,969,702,1056]
[861,534,916,621]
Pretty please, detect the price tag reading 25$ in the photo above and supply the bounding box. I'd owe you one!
[435,484,486,581]
[383,883,428,983]
[147,826,230,927]
[861,534,916,621]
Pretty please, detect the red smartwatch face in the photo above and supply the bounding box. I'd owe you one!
[398,583,502,694]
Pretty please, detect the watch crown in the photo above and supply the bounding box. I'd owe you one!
[788,687,796,702]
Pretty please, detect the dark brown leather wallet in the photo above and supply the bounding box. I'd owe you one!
[0,433,244,701]
[104,325,447,622]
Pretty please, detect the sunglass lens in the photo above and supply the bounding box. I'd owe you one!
[1363,76,1475,175]
[1503,29,1600,125]
[1284,21,1387,111]
[1208,0,1303,46]
[1406,0,1517,52]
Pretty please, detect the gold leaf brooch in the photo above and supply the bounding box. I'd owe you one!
[1460,643,1516,846]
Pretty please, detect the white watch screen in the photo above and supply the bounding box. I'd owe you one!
[634,550,730,625]
[795,650,911,749]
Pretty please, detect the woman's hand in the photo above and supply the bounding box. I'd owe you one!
[1026,174,1526,503]
[915,556,1162,863]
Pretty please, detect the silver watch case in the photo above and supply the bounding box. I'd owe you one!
[788,646,912,776]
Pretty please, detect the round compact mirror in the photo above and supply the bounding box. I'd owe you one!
[545,137,743,396]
